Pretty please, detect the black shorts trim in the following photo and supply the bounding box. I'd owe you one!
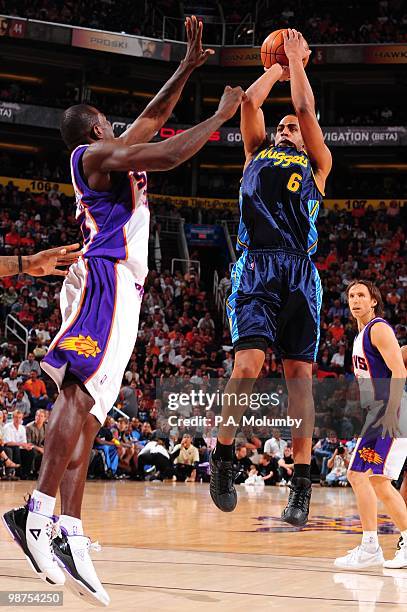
[280,354,314,364]
[234,335,269,354]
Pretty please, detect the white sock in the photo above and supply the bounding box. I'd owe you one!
[30,489,56,518]
[59,515,83,536]
[400,529,407,544]
[361,531,379,552]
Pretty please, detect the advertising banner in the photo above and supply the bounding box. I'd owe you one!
[71,28,171,60]
[0,15,26,38]
[1,102,406,148]
[220,46,261,67]
[2,16,407,65]
[0,102,61,128]
[313,44,407,64]
[0,176,74,197]
[1,179,404,213]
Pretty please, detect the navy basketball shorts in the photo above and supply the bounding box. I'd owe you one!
[226,248,323,362]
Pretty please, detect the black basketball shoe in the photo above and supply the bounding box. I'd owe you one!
[209,454,237,512]
[281,477,312,527]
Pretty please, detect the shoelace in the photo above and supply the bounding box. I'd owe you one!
[287,483,310,511]
[52,523,102,553]
[394,538,405,558]
[57,529,102,553]
[216,463,235,493]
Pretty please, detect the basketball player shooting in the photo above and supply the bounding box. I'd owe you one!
[2,16,244,607]
[210,29,332,527]
[334,281,407,569]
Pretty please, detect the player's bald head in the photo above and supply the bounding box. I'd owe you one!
[60,104,115,151]
[279,114,299,127]
[60,104,100,150]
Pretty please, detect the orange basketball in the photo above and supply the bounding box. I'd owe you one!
[260,28,309,69]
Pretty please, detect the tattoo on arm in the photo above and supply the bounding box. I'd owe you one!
[0,257,19,278]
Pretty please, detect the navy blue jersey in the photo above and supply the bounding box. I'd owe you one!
[237,144,323,255]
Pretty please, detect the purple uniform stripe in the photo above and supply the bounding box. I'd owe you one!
[43,258,117,383]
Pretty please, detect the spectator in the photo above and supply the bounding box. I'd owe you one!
[278,445,295,482]
[94,418,119,478]
[325,445,350,486]
[3,367,23,394]
[2,409,35,478]
[330,345,346,373]
[257,453,279,485]
[25,409,46,476]
[233,444,253,484]
[18,352,41,378]
[197,312,215,334]
[23,370,48,409]
[314,431,339,483]
[264,428,287,459]
[137,439,173,480]
[14,390,32,419]
[116,417,137,474]
[172,433,199,482]
[119,381,138,418]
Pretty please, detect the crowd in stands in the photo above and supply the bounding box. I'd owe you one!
[2,0,406,42]
[1,0,178,38]
[0,178,405,483]
[254,0,407,44]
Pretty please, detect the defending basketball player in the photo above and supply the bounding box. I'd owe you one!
[210,29,332,526]
[334,281,407,569]
[2,16,244,606]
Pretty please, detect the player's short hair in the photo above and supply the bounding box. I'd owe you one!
[60,104,100,151]
[346,280,384,317]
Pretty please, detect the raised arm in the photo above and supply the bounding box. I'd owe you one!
[84,86,244,182]
[120,16,214,146]
[241,64,286,162]
[283,29,332,191]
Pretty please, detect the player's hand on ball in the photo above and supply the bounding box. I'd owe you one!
[278,65,291,81]
[183,15,215,68]
[217,86,246,121]
[283,28,311,62]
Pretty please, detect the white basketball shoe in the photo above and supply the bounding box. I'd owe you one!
[334,545,384,569]
[383,537,407,569]
[3,499,65,585]
[53,527,110,607]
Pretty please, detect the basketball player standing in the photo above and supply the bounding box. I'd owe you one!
[3,17,244,606]
[210,29,332,526]
[334,281,407,569]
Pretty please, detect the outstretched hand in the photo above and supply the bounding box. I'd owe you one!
[183,15,215,68]
[27,243,81,277]
[217,85,246,121]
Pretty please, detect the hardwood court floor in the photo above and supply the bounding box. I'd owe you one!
[0,481,406,611]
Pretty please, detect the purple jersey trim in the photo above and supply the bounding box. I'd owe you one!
[362,317,392,379]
